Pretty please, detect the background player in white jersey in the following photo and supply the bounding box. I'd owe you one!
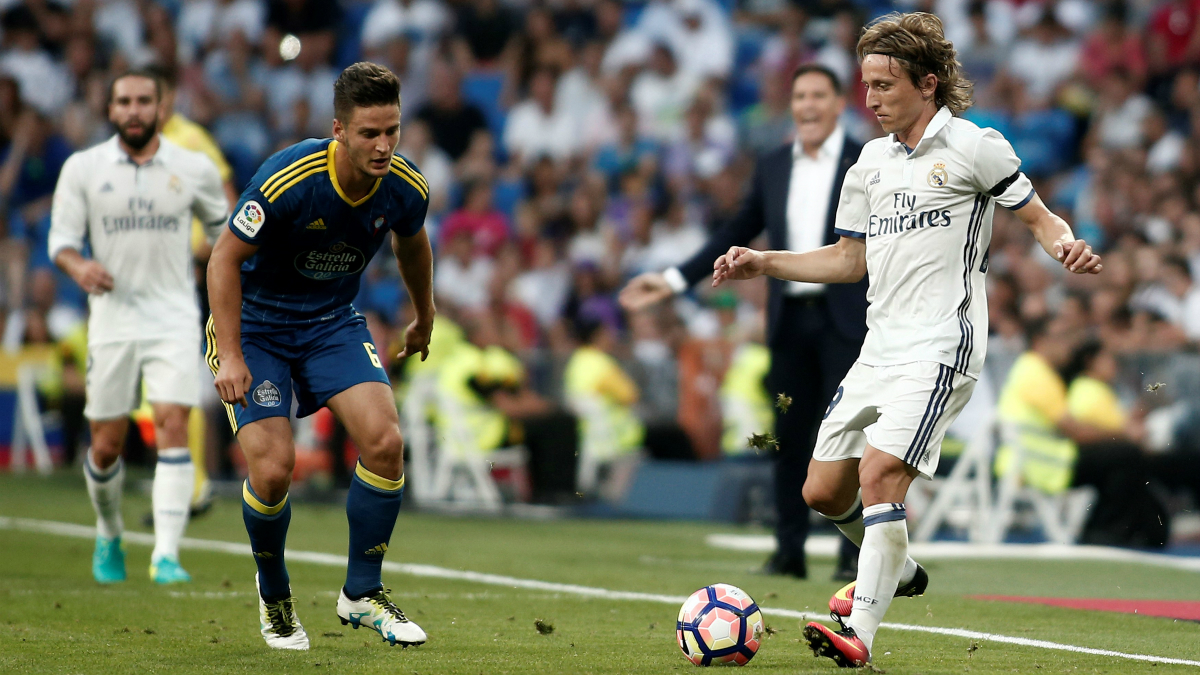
[712,13,1102,668]
[48,70,229,585]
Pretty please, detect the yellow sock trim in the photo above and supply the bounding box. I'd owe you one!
[242,481,288,516]
[355,462,405,492]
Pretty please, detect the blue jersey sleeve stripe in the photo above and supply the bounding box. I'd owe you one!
[1004,188,1036,211]
[266,166,328,203]
[834,228,866,239]
[261,150,327,194]
[390,166,429,200]
[391,157,428,192]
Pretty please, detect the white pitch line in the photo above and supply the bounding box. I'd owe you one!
[3,516,1198,668]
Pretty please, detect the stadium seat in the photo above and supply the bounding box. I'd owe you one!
[990,422,1096,545]
[416,382,530,510]
[460,71,508,141]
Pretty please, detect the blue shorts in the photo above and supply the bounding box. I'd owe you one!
[204,312,389,433]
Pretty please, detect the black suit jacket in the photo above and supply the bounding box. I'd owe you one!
[677,135,869,348]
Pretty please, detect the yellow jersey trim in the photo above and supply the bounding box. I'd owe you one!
[391,156,429,193]
[355,462,405,492]
[242,480,288,515]
[265,165,327,203]
[389,162,428,200]
[328,141,381,207]
[260,150,326,196]
[204,316,239,434]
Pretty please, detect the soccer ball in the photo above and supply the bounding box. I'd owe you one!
[676,583,764,666]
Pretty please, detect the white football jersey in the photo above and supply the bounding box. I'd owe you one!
[48,135,228,346]
[834,107,1034,379]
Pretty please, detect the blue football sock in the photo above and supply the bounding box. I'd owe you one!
[344,461,404,599]
[242,480,292,601]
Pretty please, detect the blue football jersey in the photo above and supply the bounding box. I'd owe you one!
[228,138,428,329]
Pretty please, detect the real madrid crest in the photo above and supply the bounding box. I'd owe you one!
[927,162,948,188]
[168,175,182,194]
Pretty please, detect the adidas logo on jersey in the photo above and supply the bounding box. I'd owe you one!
[100,182,113,193]
[364,543,388,556]
[307,218,326,230]
[869,171,880,186]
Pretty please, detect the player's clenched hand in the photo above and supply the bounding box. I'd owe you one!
[72,260,115,294]
[619,272,673,311]
[1054,239,1103,275]
[214,356,253,407]
[397,318,432,362]
[713,246,767,287]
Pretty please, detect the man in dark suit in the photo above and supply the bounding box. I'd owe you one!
[620,64,866,579]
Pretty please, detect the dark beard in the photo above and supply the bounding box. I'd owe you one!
[118,117,157,150]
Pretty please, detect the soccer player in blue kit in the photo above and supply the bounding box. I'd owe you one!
[206,62,433,651]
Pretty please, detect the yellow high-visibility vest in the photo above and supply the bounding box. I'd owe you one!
[994,352,1077,494]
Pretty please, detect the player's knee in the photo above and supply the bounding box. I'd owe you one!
[90,438,123,468]
[803,478,850,517]
[155,413,189,447]
[361,426,404,462]
[857,455,909,501]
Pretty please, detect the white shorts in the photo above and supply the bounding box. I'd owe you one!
[813,361,977,479]
[84,338,201,420]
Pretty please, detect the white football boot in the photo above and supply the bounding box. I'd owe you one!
[255,574,309,650]
[337,588,427,647]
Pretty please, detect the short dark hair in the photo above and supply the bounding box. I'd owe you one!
[791,63,842,94]
[108,68,162,105]
[333,62,401,123]
[142,63,178,90]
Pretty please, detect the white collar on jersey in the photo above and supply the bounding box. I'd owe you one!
[888,106,952,156]
[103,133,167,166]
[792,124,845,162]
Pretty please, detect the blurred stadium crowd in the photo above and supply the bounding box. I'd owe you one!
[4,0,1200,520]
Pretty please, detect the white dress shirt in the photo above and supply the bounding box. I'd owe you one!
[784,126,844,295]
[662,126,845,296]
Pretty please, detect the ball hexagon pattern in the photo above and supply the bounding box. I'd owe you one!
[675,584,764,667]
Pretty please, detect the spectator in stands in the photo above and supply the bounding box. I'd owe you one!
[1093,68,1154,151]
[436,228,495,312]
[1079,0,1146,91]
[414,62,490,161]
[1147,0,1200,82]
[740,70,794,157]
[440,179,511,257]
[452,0,519,69]
[0,6,70,115]
[503,67,581,165]
[1006,10,1080,106]
[593,105,659,192]
[361,0,451,65]
[629,43,700,142]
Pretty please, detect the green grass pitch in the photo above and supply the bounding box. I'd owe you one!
[1,471,1198,674]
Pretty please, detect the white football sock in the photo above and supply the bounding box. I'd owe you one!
[84,450,124,540]
[847,503,909,654]
[151,447,194,561]
[825,492,918,585]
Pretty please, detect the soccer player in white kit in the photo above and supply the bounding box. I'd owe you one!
[713,13,1102,667]
[49,70,229,585]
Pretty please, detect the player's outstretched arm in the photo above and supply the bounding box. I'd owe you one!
[391,228,435,362]
[712,236,867,287]
[207,229,259,406]
[1013,193,1102,275]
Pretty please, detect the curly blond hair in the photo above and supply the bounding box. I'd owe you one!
[856,12,973,115]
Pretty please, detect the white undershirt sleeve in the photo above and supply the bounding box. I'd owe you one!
[47,153,89,263]
[190,156,230,241]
